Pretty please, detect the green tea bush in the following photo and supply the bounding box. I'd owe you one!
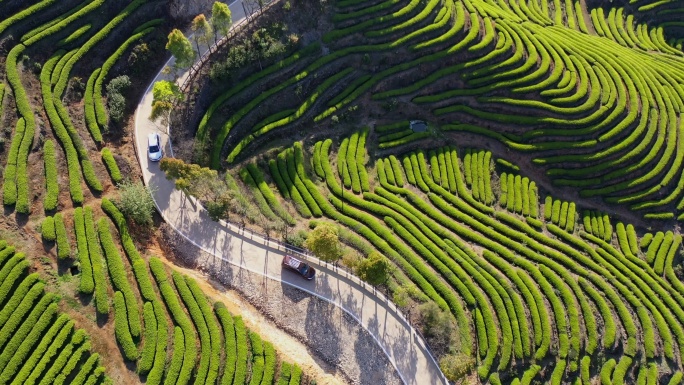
[558,201,569,228]
[54,213,71,259]
[164,327,185,384]
[289,146,322,216]
[566,202,576,232]
[0,300,58,377]
[279,362,292,385]
[290,364,302,385]
[52,341,94,384]
[249,331,265,385]
[403,156,416,185]
[5,314,70,384]
[29,330,85,384]
[43,140,59,211]
[357,128,370,192]
[74,207,94,294]
[0,272,40,325]
[654,231,674,274]
[171,271,211,383]
[240,167,279,221]
[84,69,103,143]
[0,0,57,35]
[2,117,21,207]
[482,151,493,204]
[186,276,222,384]
[429,150,441,186]
[551,199,561,224]
[81,160,104,193]
[146,300,169,385]
[85,207,109,315]
[600,359,617,384]
[138,302,156,374]
[42,216,56,241]
[669,372,684,385]
[336,137,351,189]
[101,198,156,301]
[269,159,290,199]
[40,53,84,205]
[389,155,405,187]
[616,223,631,257]
[505,174,514,212]
[602,214,613,241]
[277,153,312,218]
[473,308,488,358]
[150,258,196,385]
[262,341,277,385]
[113,291,137,360]
[0,290,54,353]
[641,233,654,249]
[549,360,566,385]
[626,224,639,255]
[514,175,523,213]
[58,24,92,46]
[101,148,122,184]
[346,132,361,193]
[377,132,430,149]
[199,45,321,150]
[233,316,249,385]
[410,152,430,192]
[97,218,140,337]
[94,28,155,130]
[379,131,413,145]
[215,303,237,385]
[313,141,324,178]
[521,177,530,215]
[646,231,665,263]
[246,163,295,225]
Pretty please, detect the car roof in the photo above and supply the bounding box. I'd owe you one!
[283,255,301,269]
[148,133,159,145]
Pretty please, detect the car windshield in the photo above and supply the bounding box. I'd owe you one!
[149,145,159,153]
[298,264,309,275]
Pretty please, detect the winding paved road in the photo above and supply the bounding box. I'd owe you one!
[133,4,447,384]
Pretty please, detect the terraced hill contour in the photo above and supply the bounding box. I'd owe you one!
[0,1,316,384]
[236,131,684,383]
[194,0,684,221]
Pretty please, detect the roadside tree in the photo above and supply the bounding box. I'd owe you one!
[211,2,232,42]
[304,223,342,262]
[149,80,183,127]
[166,29,195,69]
[191,14,213,53]
[355,251,391,286]
[160,158,234,221]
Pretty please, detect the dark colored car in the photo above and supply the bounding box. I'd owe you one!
[282,255,315,280]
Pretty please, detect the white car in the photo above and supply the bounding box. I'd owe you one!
[147,133,163,162]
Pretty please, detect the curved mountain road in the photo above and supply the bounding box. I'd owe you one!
[133,6,448,384]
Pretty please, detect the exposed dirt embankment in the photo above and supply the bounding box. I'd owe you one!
[167,0,215,20]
